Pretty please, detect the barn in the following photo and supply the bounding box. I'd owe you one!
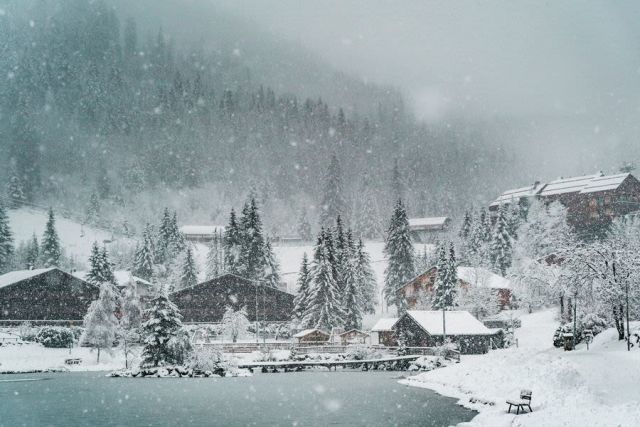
[170,273,294,323]
[293,328,330,344]
[393,310,501,354]
[0,268,98,323]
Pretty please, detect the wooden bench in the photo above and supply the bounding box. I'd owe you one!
[64,358,82,365]
[506,389,532,414]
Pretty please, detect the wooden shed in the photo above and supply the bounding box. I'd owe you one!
[370,318,399,346]
[339,329,370,345]
[293,329,330,344]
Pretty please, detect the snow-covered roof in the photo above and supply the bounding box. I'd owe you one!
[408,217,450,230]
[339,329,369,336]
[538,173,603,196]
[456,266,511,290]
[73,270,151,288]
[490,183,544,207]
[0,268,56,290]
[405,310,493,336]
[371,317,399,332]
[579,173,630,194]
[179,225,225,236]
[293,328,329,338]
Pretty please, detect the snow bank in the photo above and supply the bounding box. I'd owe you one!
[401,309,640,426]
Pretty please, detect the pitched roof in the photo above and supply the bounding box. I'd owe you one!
[408,217,449,229]
[171,273,294,297]
[293,328,329,338]
[538,173,603,196]
[179,225,225,236]
[579,173,630,194]
[404,310,493,336]
[371,317,399,332]
[0,268,57,290]
[456,266,511,290]
[339,329,369,336]
[490,183,545,207]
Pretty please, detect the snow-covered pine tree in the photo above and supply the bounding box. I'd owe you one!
[467,207,491,267]
[87,242,102,285]
[263,240,281,288]
[433,242,458,341]
[179,246,198,289]
[169,211,186,253]
[133,224,155,281]
[342,249,363,330]
[319,154,346,229]
[155,208,173,264]
[0,203,14,274]
[355,239,377,314]
[293,252,312,321]
[297,209,313,241]
[81,281,119,363]
[383,199,415,312]
[85,193,100,225]
[41,208,61,267]
[506,201,522,240]
[303,233,344,330]
[490,205,513,276]
[239,197,267,281]
[140,292,185,367]
[205,230,224,279]
[6,175,26,209]
[333,215,347,295]
[25,233,39,269]
[354,174,382,239]
[223,208,242,274]
[459,210,473,241]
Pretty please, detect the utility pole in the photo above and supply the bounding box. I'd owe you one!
[626,279,631,351]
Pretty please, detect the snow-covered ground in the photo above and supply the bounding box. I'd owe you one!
[0,342,137,373]
[8,208,132,266]
[401,308,640,426]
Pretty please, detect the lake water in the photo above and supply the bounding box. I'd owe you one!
[0,371,476,426]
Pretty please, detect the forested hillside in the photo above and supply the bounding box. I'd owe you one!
[0,0,515,237]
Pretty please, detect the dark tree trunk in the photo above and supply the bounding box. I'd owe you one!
[559,295,564,321]
[613,304,625,341]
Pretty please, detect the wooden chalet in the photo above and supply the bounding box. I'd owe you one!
[370,317,399,346]
[293,328,330,344]
[170,273,294,323]
[0,268,98,322]
[408,217,451,243]
[490,172,640,232]
[393,310,501,354]
[398,266,512,312]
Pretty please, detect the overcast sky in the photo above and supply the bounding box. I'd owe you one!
[218,1,640,124]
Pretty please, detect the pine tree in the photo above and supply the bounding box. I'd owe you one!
[293,253,312,321]
[468,207,491,267]
[433,242,458,341]
[319,154,346,229]
[205,230,224,279]
[169,211,186,253]
[81,282,119,363]
[263,240,281,288]
[297,209,313,241]
[354,174,382,239]
[490,205,513,276]
[25,233,39,269]
[6,175,26,209]
[238,197,267,281]
[333,215,347,295]
[302,233,344,329]
[0,203,14,274]
[383,199,415,312]
[133,224,155,281]
[342,251,363,330]
[179,246,198,289]
[155,208,173,264]
[223,209,242,274]
[140,292,186,367]
[355,239,377,314]
[459,210,473,241]
[41,208,61,267]
[85,193,100,224]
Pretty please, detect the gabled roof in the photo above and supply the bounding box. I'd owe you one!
[179,225,225,236]
[538,173,603,196]
[339,329,369,336]
[293,328,329,338]
[0,268,57,290]
[403,310,493,336]
[490,183,545,207]
[170,273,294,297]
[456,266,511,290]
[371,317,399,332]
[408,217,450,230]
[579,173,631,194]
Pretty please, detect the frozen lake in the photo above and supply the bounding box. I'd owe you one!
[0,371,476,426]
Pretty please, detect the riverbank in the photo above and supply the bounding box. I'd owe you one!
[402,308,640,426]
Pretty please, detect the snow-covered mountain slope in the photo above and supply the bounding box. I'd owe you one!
[8,208,133,267]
